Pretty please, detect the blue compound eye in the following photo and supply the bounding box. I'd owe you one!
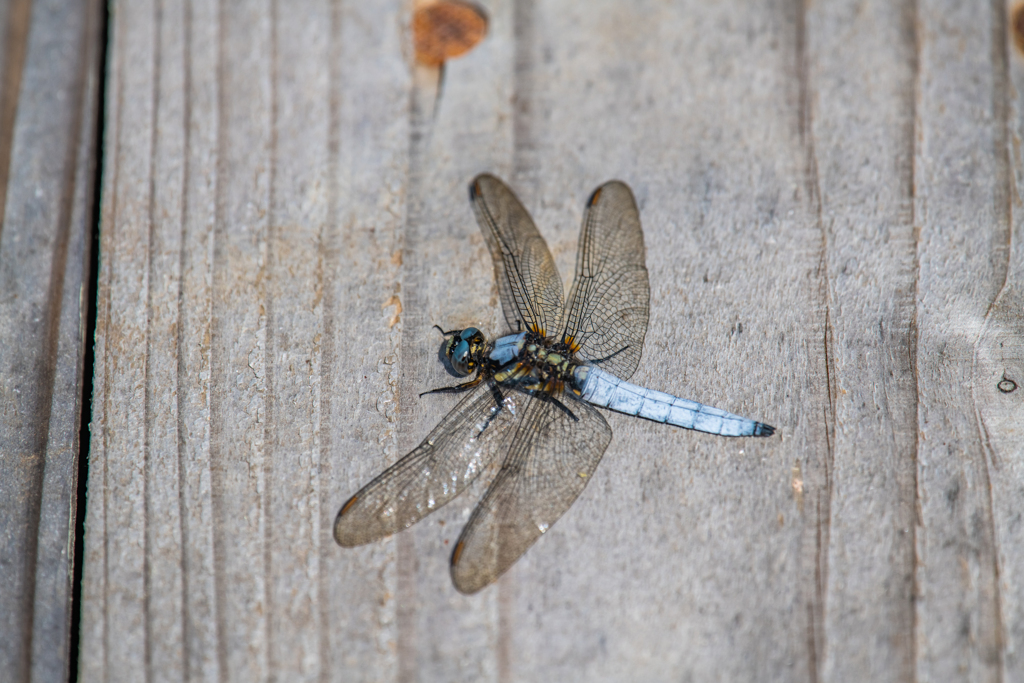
[450,340,472,376]
[445,327,481,376]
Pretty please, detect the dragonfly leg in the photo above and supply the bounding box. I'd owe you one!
[468,382,509,438]
[588,345,630,366]
[432,324,459,336]
[419,374,483,397]
[488,382,505,410]
[535,392,579,422]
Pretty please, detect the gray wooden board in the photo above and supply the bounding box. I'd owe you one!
[0,0,102,681]
[80,0,1023,681]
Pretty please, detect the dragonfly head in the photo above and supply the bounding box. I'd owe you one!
[444,327,487,376]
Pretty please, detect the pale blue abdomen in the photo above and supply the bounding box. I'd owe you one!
[574,366,774,437]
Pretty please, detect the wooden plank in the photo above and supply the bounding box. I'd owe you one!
[0,0,102,681]
[805,2,919,680]
[914,1,1018,680]
[80,0,1023,681]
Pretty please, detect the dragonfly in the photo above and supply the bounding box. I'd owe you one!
[334,174,775,594]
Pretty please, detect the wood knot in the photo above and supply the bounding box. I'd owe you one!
[997,376,1017,394]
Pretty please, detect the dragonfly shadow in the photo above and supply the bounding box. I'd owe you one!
[434,329,463,378]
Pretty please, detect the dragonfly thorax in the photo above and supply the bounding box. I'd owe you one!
[489,332,581,395]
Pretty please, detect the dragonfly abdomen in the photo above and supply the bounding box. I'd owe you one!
[574,366,775,437]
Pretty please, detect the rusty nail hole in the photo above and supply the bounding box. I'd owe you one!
[1012,3,1024,55]
[997,376,1017,393]
[413,1,488,67]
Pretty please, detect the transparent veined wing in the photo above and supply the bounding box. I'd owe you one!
[449,392,612,594]
[470,174,564,337]
[560,181,649,380]
[334,380,521,546]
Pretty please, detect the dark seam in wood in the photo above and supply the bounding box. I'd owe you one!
[794,0,830,679]
[211,0,229,678]
[263,2,279,677]
[176,1,194,680]
[0,0,31,246]
[143,3,164,681]
[68,1,105,678]
[318,1,342,679]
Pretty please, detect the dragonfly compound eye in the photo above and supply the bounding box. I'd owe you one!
[446,327,480,376]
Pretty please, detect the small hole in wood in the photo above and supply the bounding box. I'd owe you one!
[1012,3,1024,55]
[997,376,1017,393]
[413,1,488,67]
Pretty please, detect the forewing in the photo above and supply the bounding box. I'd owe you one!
[449,394,613,594]
[334,381,520,546]
[561,181,649,380]
[470,174,564,336]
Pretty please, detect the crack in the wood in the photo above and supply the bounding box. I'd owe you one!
[793,1,831,679]
[68,1,108,680]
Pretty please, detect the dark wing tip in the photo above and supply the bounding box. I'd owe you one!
[587,180,635,208]
[753,422,776,437]
[469,173,502,202]
[333,495,363,547]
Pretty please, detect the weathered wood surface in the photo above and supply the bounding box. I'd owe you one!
[80,0,1024,681]
[0,0,102,681]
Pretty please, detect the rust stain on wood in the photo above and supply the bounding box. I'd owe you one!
[1012,2,1024,54]
[412,1,487,66]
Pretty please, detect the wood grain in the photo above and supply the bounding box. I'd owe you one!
[0,0,101,681]
[79,0,1023,681]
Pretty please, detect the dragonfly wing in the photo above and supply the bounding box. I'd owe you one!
[561,181,649,380]
[450,393,612,594]
[470,174,564,337]
[334,380,521,547]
